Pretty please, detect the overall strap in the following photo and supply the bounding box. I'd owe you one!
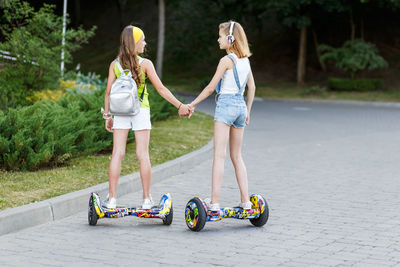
[238,73,249,95]
[215,79,222,94]
[215,55,236,95]
[227,54,249,95]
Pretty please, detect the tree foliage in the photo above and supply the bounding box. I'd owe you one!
[250,0,345,29]
[0,0,96,109]
[319,39,388,78]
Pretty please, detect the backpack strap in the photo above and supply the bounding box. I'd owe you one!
[138,57,144,65]
[139,83,145,102]
[115,59,132,77]
[114,58,145,104]
[114,59,124,74]
[137,56,146,102]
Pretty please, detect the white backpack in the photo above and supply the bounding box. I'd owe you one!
[109,60,141,116]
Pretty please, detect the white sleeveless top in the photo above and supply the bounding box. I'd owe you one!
[219,53,250,95]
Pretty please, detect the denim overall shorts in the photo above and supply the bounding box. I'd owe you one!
[214,54,249,129]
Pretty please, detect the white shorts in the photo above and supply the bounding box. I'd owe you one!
[112,108,152,131]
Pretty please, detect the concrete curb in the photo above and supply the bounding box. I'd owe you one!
[0,140,213,236]
[178,92,400,109]
[261,97,400,109]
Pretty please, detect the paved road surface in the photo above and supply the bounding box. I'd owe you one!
[1,98,400,266]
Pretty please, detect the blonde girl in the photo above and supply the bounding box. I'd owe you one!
[103,25,191,209]
[189,21,255,211]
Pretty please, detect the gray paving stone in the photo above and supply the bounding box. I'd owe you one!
[1,99,400,266]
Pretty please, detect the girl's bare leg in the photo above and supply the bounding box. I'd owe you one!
[229,126,249,203]
[211,121,231,204]
[109,129,129,198]
[134,129,152,199]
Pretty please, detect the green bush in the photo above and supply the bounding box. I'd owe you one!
[328,77,384,91]
[148,87,178,122]
[0,96,108,171]
[0,78,180,171]
[319,39,388,78]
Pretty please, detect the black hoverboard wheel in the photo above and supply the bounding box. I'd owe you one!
[185,197,207,232]
[162,205,173,225]
[88,194,98,226]
[249,195,269,227]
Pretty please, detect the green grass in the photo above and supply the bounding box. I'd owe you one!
[0,112,213,210]
[166,78,400,103]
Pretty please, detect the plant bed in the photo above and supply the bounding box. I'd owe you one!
[328,77,385,92]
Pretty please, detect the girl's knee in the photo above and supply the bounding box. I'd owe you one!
[112,149,126,161]
[230,152,242,164]
[214,150,227,161]
[136,150,150,163]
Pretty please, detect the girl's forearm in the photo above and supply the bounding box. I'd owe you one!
[104,94,110,113]
[159,86,182,109]
[246,86,256,113]
[191,87,214,107]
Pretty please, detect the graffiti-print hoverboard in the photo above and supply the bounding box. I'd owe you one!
[185,194,268,231]
[88,192,173,226]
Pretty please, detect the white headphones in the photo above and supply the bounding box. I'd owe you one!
[227,21,235,44]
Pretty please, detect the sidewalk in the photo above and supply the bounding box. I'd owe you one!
[1,97,400,266]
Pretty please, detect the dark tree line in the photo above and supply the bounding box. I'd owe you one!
[2,0,400,84]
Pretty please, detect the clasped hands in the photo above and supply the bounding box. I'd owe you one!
[178,103,195,118]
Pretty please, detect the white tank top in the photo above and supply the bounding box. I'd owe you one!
[219,53,250,95]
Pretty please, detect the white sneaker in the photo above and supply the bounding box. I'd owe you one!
[239,201,252,210]
[103,197,116,209]
[141,197,154,209]
[204,198,220,211]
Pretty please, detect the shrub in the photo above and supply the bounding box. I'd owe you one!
[319,39,388,79]
[328,77,384,91]
[0,97,108,171]
[147,86,178,122]
[0,76,180,171]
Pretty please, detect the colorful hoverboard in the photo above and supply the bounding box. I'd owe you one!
[185,194,269,231]
[88,192,173,226]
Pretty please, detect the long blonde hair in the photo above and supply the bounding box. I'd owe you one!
[219,21,252,58]
[117,25,143,85]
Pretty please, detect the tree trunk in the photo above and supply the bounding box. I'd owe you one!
[156,0,165,79]
[312,29,326,72]
[297,26,307,85]
[350,10,356,41]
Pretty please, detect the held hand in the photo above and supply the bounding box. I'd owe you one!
[188,103,195,118]
[178,104,191,117]
[105,118,114,132]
